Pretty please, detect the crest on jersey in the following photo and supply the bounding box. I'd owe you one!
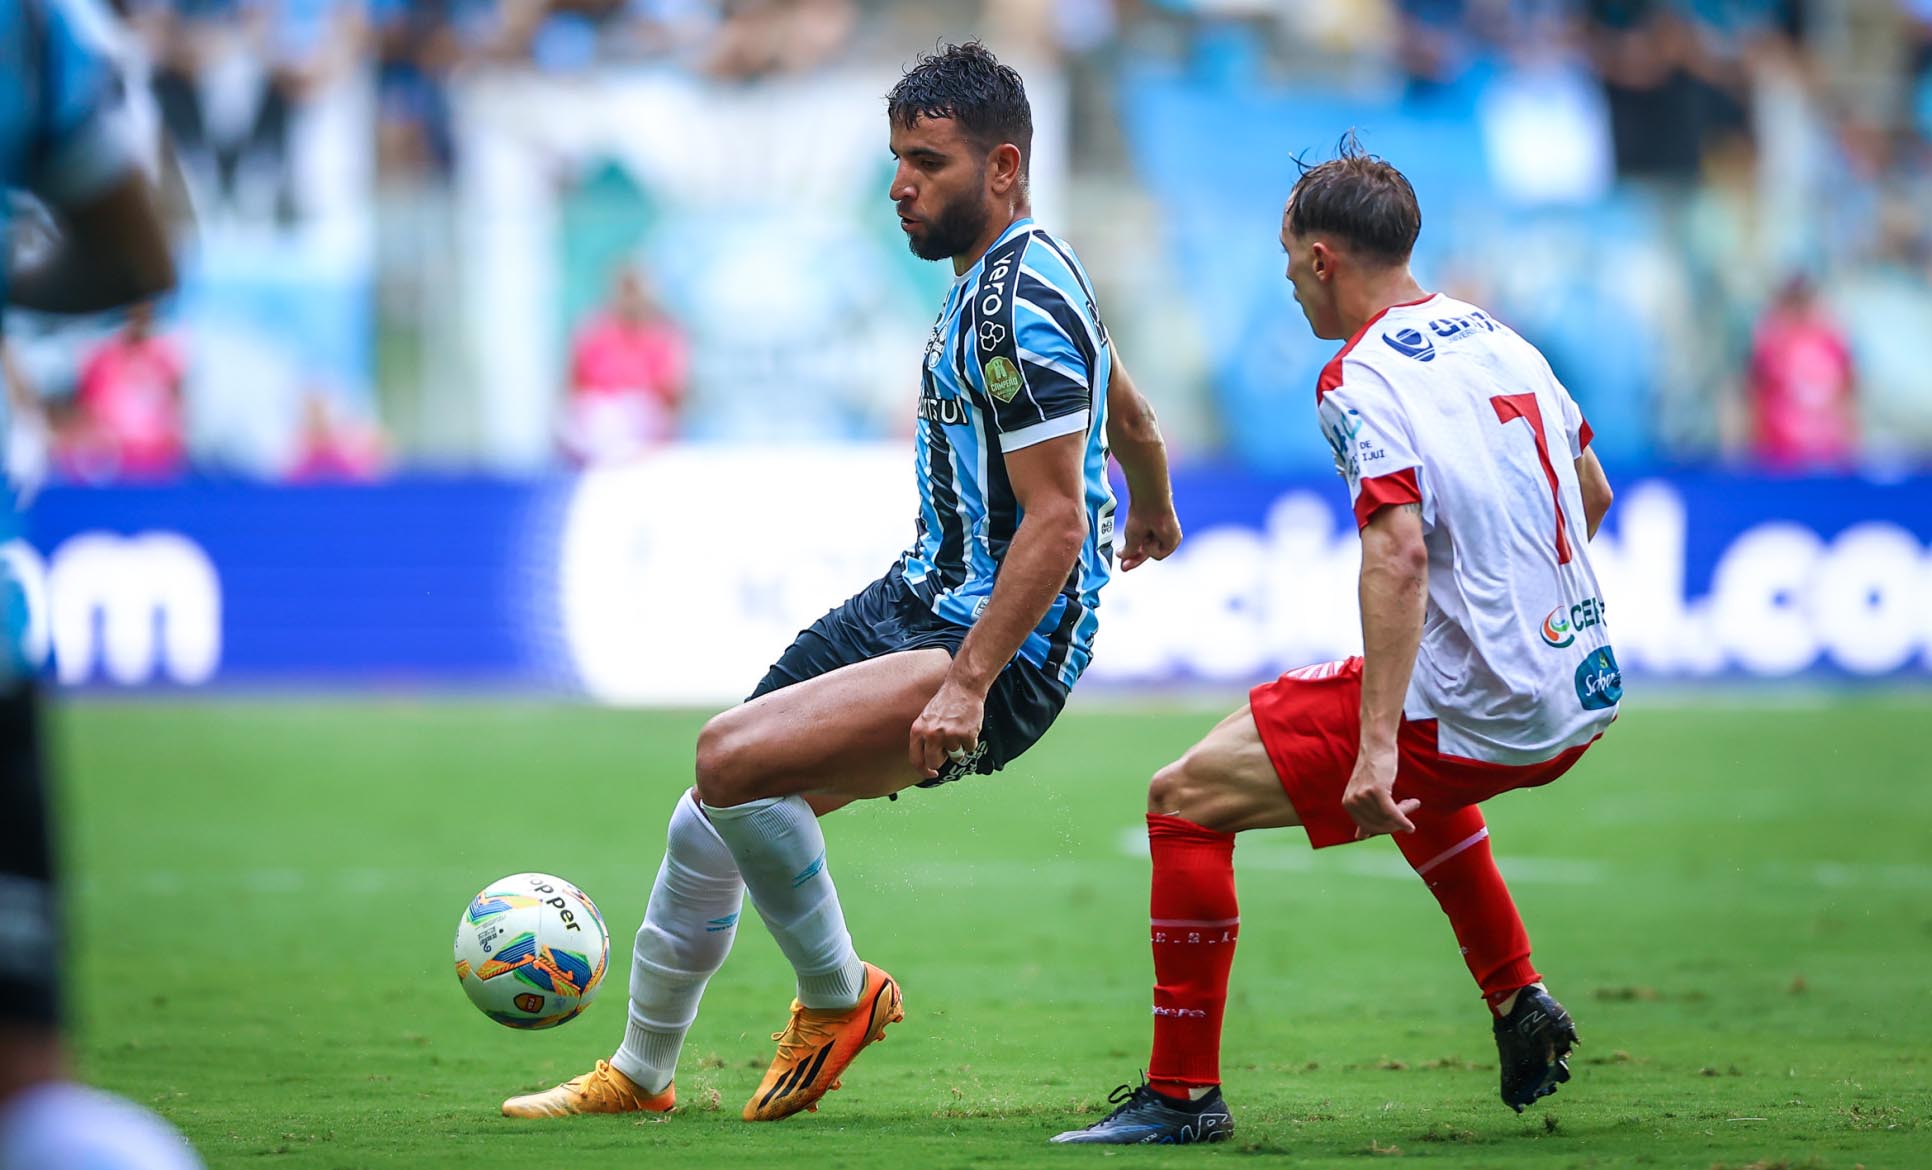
[1321,407,1363,481]
[1540,607,1575,648]
[985,356,1022,403]
[1383,328,1436,362]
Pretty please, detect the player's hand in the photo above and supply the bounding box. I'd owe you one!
[909,677,986,780]
[1343,745,1419,838]
[1118,499,1182,571]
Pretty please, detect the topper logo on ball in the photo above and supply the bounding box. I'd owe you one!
[526,875,583,931]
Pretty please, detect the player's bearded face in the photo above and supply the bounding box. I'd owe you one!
[905,164,991,262]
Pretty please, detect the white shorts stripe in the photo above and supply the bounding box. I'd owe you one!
[1284,658,1352,681]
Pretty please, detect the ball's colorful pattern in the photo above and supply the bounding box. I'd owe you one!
[465,893,539,925]
[453,873,610,1030]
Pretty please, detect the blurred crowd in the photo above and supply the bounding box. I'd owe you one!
[1092,0,1932,470]
[9,0,1932,483]
[2,307,383,485]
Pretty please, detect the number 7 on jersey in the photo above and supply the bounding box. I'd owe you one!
[1490,393,1572,565]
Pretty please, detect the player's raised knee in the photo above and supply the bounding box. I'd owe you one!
[1147,759,1204,821]
[692,713,759,808]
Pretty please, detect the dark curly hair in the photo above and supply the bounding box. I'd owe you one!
[1288,131,1420,266]
[886,41,1032,176]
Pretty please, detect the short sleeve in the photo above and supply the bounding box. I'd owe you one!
[25,0,138,207]
[972,238,1096,453]
[1541,359,1591,458]
[1318,361,1424,529]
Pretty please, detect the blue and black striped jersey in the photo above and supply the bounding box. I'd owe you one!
[897,217,1116,690]
[1,0,131,310]
[3,0,136,680]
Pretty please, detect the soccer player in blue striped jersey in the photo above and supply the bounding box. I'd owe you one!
[902,182,1118,690]
[3,2,186,1166]
[503,41,1183,1126]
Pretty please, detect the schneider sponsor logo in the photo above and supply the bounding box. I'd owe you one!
[1574,647,1623,710]
[1541,597,1605,649]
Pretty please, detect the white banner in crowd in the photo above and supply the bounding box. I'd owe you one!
[557,446,1932,704]
[558,446,913,705]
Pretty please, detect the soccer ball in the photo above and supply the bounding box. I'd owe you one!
[453,872,610,1029]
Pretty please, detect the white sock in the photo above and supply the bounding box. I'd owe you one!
[610,790,744,1094]
[701,795,867,1010]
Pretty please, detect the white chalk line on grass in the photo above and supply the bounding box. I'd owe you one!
[68,838,1932,900]
[72,865,496,899]
[1115,826,1932,891]
[1115,826,1605,884]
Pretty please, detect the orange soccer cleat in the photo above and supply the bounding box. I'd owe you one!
[742,961,904,1122]
[500,1060,675,1119]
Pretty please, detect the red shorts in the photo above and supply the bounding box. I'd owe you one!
[1248,657,1595,849]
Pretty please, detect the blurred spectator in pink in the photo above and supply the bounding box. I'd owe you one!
[560,266,689,464]
[287,392,386,481]
[1746,276,1856,470]
[76,303,188,480]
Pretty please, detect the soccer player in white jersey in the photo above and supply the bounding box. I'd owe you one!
[1057,139,1619,1145]
[502,42,1182,1125]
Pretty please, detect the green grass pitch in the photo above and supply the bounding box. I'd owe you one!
[51,695,1932,1169]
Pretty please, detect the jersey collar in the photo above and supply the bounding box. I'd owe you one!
[952,217,1036,289]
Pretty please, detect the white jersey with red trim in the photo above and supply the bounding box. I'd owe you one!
[1316,293,1619,765]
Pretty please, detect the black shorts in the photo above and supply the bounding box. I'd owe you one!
[1,682,61,1028]
[749,573,1068,788]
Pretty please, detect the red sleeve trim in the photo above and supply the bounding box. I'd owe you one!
[1314,297,1440,403]
[1578,419,1594,450]
[1316,353,1347,403]
[1353,467,1421,529]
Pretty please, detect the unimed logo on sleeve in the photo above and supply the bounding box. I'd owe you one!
[2,532,222,685]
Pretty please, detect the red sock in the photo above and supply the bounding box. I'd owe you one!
[1146,813,1238,1098]
[1393,805,1540,1015]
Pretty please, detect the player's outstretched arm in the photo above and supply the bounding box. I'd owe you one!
[908,431,1088,778]
[1104,353,1181,570]
[1345,502,1428,837]
[1576,449,1612,540]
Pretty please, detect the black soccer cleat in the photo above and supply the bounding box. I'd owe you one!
[1494,983,1578,1112]
[1050,1080,1234,1145]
